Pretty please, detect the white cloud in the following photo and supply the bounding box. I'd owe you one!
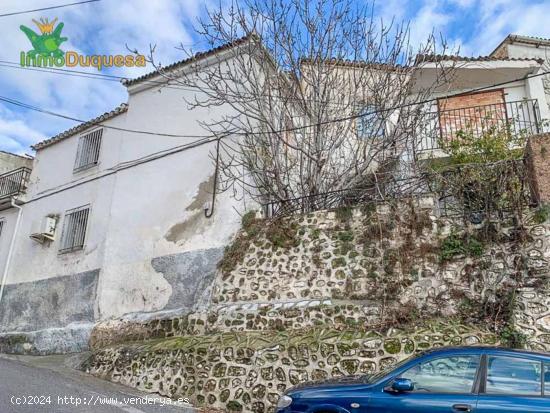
[0,0,548,154]
[464,0,550,54]
[0,106,45,154]
[0,0,204,153]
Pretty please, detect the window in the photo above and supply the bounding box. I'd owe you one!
[59,205,90,253]
[356,104,385,139]
[486,356,541,396]
[0,219,4,238]
[400,355,480,393]
[74,129,102,172]
[544,364,550,395]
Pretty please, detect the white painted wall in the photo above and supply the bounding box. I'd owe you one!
[0,152,32,175]
[4,58,249,322]
[505,43,550,110]
[0,208,20,279]
[97,81,246,317]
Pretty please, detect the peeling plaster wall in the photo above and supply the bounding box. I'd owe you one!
[3,59,250,340]
[0,270,99,333]
[92,75,250,319]
[151,248,224,312]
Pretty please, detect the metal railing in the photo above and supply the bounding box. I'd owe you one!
[416,99,541,152]
[0,167,31,200]
[262,174,437,217]
[262,159,533,218]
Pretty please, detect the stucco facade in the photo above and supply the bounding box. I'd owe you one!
[0,50,249,348]
[1,35,549,354]
[490,35,550,110]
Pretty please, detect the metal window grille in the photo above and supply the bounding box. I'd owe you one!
[74,129,102,172]
[59,206,90,253]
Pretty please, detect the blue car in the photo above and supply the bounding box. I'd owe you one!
[276,346,550,413]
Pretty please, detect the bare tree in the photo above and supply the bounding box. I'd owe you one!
[146,0,457,209]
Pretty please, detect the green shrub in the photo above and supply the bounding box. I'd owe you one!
[338,231,354,242]
[499,325,528,349]
[440,232,484,261]
[335,206,353,222]
[533,204,550,224]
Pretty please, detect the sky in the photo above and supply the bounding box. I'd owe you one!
[0,0,549,155]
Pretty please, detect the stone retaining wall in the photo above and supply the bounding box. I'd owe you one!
[83,321,497,412]
[83,200,550,412]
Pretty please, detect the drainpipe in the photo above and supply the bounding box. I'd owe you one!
[0,198,23,307]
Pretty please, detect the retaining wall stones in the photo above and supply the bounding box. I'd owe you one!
[83,321,497,412]
[83,200,550,412]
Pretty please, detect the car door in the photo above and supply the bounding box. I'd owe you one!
[367,354,481,413]
[475,355,549,412]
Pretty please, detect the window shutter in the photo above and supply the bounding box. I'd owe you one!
[59,206,90,253]
[74,129,103,172]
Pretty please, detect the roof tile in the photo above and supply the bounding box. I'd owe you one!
[32,103,128,151]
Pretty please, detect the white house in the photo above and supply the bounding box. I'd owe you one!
[0,33,549,353]
[490,34,550,109]
[413,53,549,158]
[0,37,254,352]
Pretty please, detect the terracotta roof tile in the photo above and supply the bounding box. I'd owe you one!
[32,103,128,151]
[415,54,544,65]
[122,34,255,87]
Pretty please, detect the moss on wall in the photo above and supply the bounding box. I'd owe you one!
[83,319,497,412]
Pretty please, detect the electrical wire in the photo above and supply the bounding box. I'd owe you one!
[0,69,548,145]
[0,95,219,139]
[1,59,548,112]
[0,0,100,17]
[7,69,547,206]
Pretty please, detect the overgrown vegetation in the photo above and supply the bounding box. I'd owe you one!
[439,232,484,261]
[533,204,550,224]
[218,211,261,276]
[335,206,353,222]
[431,126,532,227]
[499,325,528,349]
[218,211,300,277]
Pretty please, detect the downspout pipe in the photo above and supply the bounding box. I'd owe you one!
[0,198,23,307]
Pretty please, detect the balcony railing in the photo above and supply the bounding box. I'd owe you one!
[0,167,31,201]
[416,99,541,153]
[262,159,532,218]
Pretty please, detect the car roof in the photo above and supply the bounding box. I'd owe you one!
[421,346,550,361]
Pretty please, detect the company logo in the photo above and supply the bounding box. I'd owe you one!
[20,17,146,70]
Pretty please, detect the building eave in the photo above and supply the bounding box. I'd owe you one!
[122,34,257,89]
[415,53,544,66]
[31,103,128,151]
[490,34,550,57]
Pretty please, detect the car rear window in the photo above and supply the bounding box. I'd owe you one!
[486,356,542,396]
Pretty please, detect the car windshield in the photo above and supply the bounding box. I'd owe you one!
[366,353,423,383]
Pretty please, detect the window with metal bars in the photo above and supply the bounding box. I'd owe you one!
[74,129,102,172]
[59,206,90,253]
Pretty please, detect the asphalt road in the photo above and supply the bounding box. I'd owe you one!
[0,354,196,413]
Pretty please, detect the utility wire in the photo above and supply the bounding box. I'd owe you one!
[0,95,219,139]
[0,0,100,17]
[1,59,549,113]
[0,70,548,147]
